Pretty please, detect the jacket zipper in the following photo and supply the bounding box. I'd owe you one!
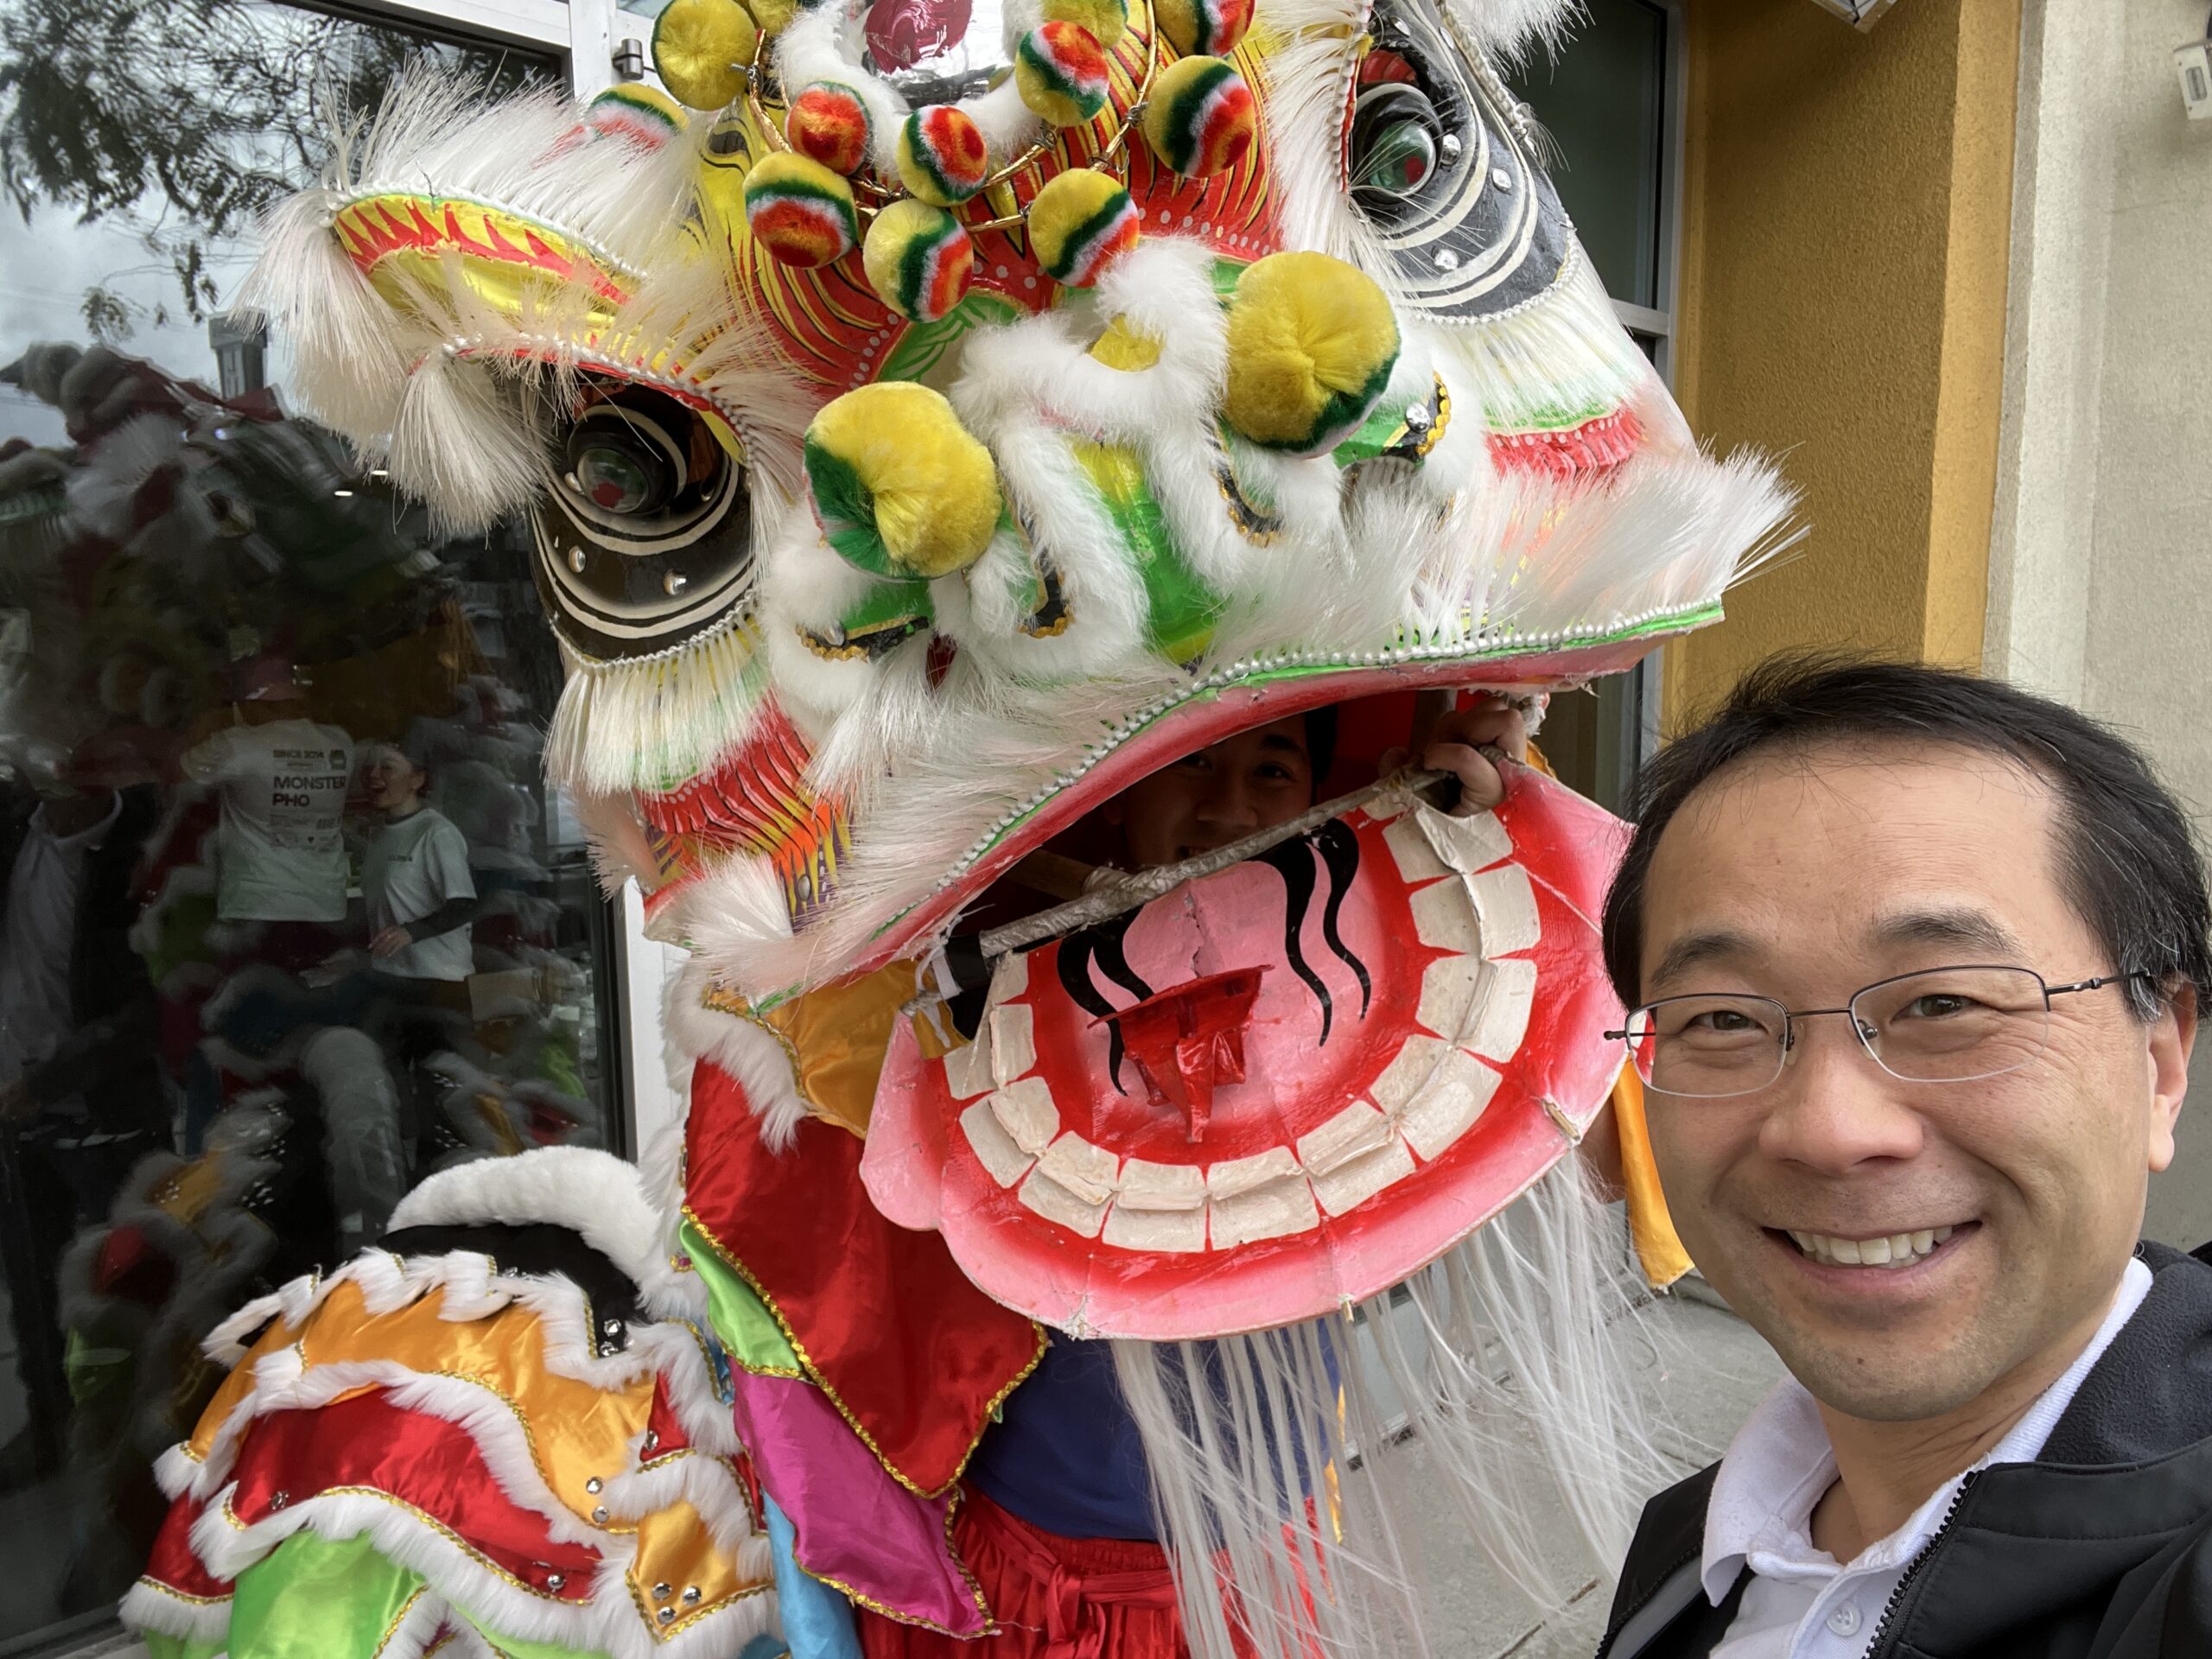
[1593,1540,1702,1659]
[1864,1469,1980,1658]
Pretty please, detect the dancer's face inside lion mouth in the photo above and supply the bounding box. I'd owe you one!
[1085,692,1524,879]
[1100,713,1327,870]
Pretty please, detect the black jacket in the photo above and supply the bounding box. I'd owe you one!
[0,785,162,1126]
[1599,1241,2212,1659]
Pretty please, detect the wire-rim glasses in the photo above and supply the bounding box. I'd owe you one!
[1606,965,2152,1101]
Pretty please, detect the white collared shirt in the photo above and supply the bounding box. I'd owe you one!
[1701,1255,2153,1658]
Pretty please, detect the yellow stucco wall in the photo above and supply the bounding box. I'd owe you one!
[1662,0,2021,727]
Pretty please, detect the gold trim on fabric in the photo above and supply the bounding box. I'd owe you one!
[130,1575,231,1608]
[375,1585,431,1657]
[624,1569,774,1642]
[784,1485,995,1639]
[680,1205,1047,1501]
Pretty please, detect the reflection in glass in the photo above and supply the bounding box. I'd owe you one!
[1506,0,1667,311]
[0,3,620,1647]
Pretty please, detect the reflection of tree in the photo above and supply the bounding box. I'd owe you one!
[0,0,552,342]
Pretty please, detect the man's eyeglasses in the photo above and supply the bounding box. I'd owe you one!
[1605,966,2154,1101]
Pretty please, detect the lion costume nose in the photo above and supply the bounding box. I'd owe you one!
[1098,966,1270,1143]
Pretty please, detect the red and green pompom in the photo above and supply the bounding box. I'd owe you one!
[1027,168,1141,288]
[743,152,860,267]
[896,106,991,206]
[785,81,873,175]
[1014,22,1111,128]
[585,84,689,151]
[862,200,976,321]
[1154,0,1254,58]
[1139,55,1257,178]
[1043,0,1129,52]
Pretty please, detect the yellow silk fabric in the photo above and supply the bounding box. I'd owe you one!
[629,1497,772,1634]
[750,960,924,1136]
[189,1279,652,1531]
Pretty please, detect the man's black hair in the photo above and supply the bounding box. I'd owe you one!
[1601,654,2212,1021]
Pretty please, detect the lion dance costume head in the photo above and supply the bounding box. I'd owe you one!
[126,0,1789,1653]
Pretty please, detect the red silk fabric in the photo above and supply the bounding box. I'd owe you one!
[685,1061,1043,1496]
[857,1490,1184,1659]
[226,1389,600,1599]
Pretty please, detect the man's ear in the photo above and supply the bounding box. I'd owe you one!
[2148,981,2196,1173]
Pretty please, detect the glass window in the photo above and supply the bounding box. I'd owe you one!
[0,6,620,1649]
[1501,0,1673,809]
[1507,0,1670,313]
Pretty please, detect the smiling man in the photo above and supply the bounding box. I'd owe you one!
[1593,658,2212,1659]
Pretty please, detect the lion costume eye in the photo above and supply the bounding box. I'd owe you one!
[1346,0,1573,321]
[1348,79,1440,207]
[530,380,755,660]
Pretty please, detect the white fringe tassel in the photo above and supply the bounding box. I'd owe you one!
[547,618,765,797]
[1112,1161,1669,1659]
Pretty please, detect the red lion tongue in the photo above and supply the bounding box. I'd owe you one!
[1099,967,1270,1145]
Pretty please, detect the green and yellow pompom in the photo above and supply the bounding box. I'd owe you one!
[743,152,860,268]
[652,0,759,110]
[1154,0,1253,58]
[746,0,802,33]
[1043,0,1128,52]
[806,383,1002,580]
[862,200,976,322]
[897,106,992,206]
[1224,252,1401,454]
[785,81,874,175]
[584,84,689,151]
[1141,56,1257,177]
[1028,168,1141,288]
[1014,22,1111,128]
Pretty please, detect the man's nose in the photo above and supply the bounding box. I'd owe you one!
[1755,1017,1925,1173]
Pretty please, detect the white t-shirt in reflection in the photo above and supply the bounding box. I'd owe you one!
[182,717,353,923]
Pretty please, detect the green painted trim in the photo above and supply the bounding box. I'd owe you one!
[879,291,1020,385]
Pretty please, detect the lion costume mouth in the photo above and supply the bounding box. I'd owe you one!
[861,761,1627,1338]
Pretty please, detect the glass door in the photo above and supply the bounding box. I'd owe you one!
[0,5,634,1649]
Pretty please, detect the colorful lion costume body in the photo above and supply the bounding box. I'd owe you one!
[125,0,1789,1649]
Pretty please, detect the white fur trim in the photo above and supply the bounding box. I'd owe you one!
[188,1483,775,1659]
[389,1147,669,1299]
[661,961,810,1153]
[120,1578,232,1644]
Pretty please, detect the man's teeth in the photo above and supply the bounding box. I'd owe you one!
[1787,1226,1956,1268]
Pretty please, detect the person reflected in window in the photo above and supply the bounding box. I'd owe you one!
[359,742,477,992]
[178,659,353,958]
[0,764,162,1489]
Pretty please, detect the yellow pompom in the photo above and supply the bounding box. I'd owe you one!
[652,0,760,111]
[747,0,801,32]
[1090,316,1163,371]
[806,383,1002,579]
[1043,0,1128,51]
[1223,251,1402,455]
